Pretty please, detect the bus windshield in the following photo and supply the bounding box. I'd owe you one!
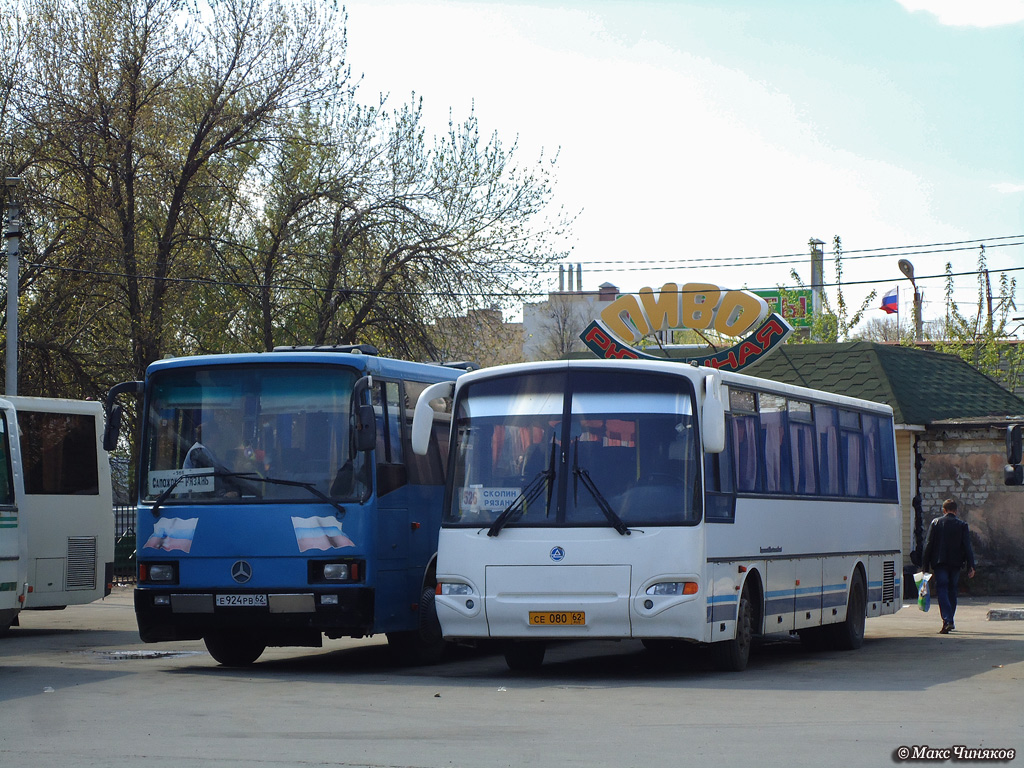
[142,365,369,504]
[447,370,701,529]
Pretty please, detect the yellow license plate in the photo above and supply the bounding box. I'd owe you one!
[529,611,585,626]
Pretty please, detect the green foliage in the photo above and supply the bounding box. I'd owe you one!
[934,247,1022,392]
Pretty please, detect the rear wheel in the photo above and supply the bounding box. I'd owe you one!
[504,640,546,671]
[829,572,866,651]
[387,586,447,665]
[204,631,266,667]
[711,583,754,671]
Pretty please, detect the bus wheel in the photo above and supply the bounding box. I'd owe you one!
[204,631,266,667]
[830,573,866,651]
[711,584,753,672]
[504,640,546,671]
[387,587,447,666]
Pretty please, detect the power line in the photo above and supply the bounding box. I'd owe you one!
[552,236,1024,270]
[22,259,1024,300]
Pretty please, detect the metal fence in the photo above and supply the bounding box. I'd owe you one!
[113,505,136,584]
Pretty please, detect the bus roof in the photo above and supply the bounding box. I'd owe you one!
[449,358,894,416]
[145,350,466,383]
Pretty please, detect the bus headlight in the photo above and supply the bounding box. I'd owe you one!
[439,583,473,596]
[139,562,178,583]
[646,582,698,596]
[323,563,350,580]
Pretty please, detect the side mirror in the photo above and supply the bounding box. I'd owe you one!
[103,404,122,453]
[103,380,144,453]
[411,380,456,455]
[355,403,376,453]
[701,373,726,454]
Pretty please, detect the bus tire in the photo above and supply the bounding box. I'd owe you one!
[387,587,447,666]
[711,583,753,672]
[204,631,266,667]
[504,640,546,671]
[830,572,866,651]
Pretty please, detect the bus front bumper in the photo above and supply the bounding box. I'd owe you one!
[134,587,375,644]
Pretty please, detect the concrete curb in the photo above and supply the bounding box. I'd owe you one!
[987,608,1024,620]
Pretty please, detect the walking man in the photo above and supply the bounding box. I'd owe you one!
[922,499,976,634]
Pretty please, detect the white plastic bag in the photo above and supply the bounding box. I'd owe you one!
[914,572,932,612]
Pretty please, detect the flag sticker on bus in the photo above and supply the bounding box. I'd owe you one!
[460,487,521,514]
[291,516,355,552]
[144,517,198,553]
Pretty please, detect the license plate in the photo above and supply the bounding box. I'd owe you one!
[529,611,585,626]
[216,594,267,607]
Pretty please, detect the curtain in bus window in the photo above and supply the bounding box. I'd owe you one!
[789,418,817,494]
[730,413,761,493]
[839,410,865,497]
[759,395,792,494]
[878,416,899,500]
[815,406,840,496]
[861,414,882,498]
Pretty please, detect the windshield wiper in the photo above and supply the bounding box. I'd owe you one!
[232,473,347,518]
[487,433,557,537]
[150,471,346,518]
[572,438,630,536]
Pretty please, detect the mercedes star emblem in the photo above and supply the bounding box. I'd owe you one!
[231,560,253,583]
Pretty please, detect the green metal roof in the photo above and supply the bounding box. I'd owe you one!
[742,341,1024,426]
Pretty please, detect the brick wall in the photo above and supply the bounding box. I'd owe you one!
[917,423,1024,594]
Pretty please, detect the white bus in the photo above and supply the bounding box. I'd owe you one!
[0,396,114,634]
[412,359,902,671]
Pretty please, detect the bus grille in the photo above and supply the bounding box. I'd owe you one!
[882,560,896,603]
[67,537,97,590]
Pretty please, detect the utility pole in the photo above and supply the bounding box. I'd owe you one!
[809,238,824,340]
[5,177,21,396]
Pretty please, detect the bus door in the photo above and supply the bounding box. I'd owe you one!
[0,404,23,633]
[372,379,413,630]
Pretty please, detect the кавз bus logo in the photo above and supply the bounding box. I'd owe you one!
[549,546,565,562]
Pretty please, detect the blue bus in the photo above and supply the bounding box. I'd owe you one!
[105,346,467,666]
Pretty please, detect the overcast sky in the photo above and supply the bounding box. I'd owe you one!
[344,0,1024,328]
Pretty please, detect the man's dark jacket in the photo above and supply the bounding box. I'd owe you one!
[922,514,975,571]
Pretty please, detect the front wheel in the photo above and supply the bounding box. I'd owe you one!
[386,586,447,666]
[711,583,754,671]
[204,631,266,667]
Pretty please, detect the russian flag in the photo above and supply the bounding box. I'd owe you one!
[880,287,898,314]
[291,516,356,552]
[144,517,198,553]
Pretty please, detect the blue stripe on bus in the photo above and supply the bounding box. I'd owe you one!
[706,594,738,623]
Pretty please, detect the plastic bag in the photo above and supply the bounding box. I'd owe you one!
[914,572,932,612]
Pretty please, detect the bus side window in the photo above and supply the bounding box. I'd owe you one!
[704,424,735,522]
[374,380,408,496]
[0,415,13,505]
[788,400,817,495]
[815,405,841,497]
[760,394,792,494]
[839,409,865,497]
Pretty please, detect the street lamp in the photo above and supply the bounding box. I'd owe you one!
[898,258,923,342]
[5,176,21,395]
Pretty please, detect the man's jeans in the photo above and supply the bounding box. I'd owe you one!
[932,566,961,626]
